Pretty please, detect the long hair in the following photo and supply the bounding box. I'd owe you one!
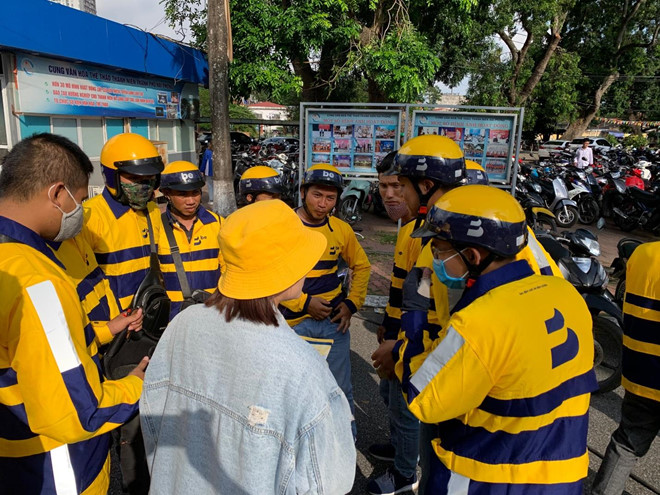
[205,291,280,327]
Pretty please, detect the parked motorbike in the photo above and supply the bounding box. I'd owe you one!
[564,167,601,225]
[537,229,623,393]
[338,179,373,225]
[612,185,660,233]
[530,173,579,228]
[515,179,557,232]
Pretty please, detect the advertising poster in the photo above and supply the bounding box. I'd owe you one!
[412,111,517,182]
[16,54,199,119]
[307,109,401,174]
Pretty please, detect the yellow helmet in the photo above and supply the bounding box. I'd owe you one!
[412,185,527,257]
[465,160,489,185]
[302,163,344,193]
[395,135,466,186]
[100,133,164,196]
[239,166,285,197]
[160,161,205,191]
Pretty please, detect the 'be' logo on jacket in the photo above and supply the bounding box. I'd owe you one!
[545,309,579,369]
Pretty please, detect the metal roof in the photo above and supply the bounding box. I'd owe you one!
[0,0,208,84]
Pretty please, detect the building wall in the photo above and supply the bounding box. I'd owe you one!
[249,107,288,120]
[49,0,96,14]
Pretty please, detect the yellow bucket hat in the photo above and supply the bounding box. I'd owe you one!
[218,199,327,299]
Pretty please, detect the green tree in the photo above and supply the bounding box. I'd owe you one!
[561,0,660,139]
[162,0,478,103]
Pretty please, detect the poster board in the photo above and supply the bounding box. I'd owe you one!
[411,111,517,183]
[305,108,402,176]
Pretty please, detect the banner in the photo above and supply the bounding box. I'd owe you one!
[412,111,517,183]
[16,54,199,119]
[595,117,660,128]
[306,109,402,174]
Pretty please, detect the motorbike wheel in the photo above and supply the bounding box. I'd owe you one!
[338,197,360,225]
[593,315,623,394]
[577,197,600,225]
[614,278,626,306]
[361,195,372,213]
[555,205,579,228]
[532,213,557,234]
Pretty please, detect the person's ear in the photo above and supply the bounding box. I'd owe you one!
[48,182,67,207]
[246,194,254,203]
[418,179,434,195]
[461,247,482,266]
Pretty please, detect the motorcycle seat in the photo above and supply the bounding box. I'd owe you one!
[629,186,660,205]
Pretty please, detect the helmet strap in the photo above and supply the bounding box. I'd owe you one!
[455,248,497,287]
[412,180,441,230]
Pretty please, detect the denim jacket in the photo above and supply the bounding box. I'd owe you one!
[140,304,356,494]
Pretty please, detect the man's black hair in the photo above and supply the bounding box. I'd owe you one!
[376,150,398,175]
[0,133,93,200]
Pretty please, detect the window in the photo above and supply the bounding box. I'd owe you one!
[131,119,149,139]
[106,119,124,140]
[52,118,78,144]
[80,119,104,157]
[157,120,174,151]
[178,121,194,151]
[149,120,158,140]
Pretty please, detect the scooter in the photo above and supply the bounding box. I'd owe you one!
[536,229,623,393]
[338,179,373,225]
[531,173,579,228]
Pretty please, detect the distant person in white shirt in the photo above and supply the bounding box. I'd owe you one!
[574,138,593,169]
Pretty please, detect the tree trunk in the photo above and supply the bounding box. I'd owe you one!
[563,73,619,140]
[291,56,319,102]
[207,0,236,216]
[367,77,387,103]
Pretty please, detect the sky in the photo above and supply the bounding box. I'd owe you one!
[96,0,186,41]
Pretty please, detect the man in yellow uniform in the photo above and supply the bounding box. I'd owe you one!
[279,163,371,438]
[398,185,597,493]
[158,161,224,319]
[592,241,660,495]
[238,165,285,205]
[0,133,148,494]
[81,132,164,494]
[81,133,164,313]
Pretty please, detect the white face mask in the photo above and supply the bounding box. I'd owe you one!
[49,184,84,241]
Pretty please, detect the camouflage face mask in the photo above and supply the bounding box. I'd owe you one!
[120,178,156,210]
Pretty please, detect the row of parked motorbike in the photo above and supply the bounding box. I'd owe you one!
[517,147,660,234]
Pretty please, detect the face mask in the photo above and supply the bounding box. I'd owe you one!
[432,251,469,290]
[49,184,84,242]
[384,202,409,221]
[121,179,156,210]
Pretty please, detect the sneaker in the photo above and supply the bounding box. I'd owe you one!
[368,442,396,462]
[366,467,419,495]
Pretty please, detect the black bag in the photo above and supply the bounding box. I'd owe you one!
[161,211,211,313]
[102,214,171,380]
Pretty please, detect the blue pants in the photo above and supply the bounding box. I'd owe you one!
[386,378,419,478]
[293,317,356,437]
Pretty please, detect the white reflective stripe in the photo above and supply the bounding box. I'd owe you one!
[410,327,464,393]
[447,469,470,494]
[26,281,81,373]
[527,234,551,270]
[50,444,78,495]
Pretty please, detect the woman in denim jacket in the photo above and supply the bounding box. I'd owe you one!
[140,200,356,494]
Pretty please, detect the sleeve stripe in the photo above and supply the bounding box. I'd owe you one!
[50,444,78,495]
[410,326,465,393]
[26,281,81,373]
[626,292,660,312]
[527,235,551,272]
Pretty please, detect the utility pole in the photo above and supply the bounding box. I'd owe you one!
[207,0,236,216]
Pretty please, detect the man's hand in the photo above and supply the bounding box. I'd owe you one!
[330,302,352,333]
[376,325,386,344]
[128,356,150,381]
[371,340,397,379]
[402,267,433,312]
[308,297,333,320]
[107,308,144,336]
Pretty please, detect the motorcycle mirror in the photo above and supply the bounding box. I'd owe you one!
[596,217,606,230]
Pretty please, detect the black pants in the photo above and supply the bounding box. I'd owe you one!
[114,415,150,495]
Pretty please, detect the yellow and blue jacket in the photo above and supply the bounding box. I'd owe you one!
[0,216,142,494]
[48,234,121,346]
[279,214,371,326]
[81,188,162,311]
[519,227,563,277]
[621,241,660,401]
[158,206,224,319]
[382,220,423,340]
[398,260,597,491]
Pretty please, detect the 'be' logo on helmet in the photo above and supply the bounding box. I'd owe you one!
[181,172,194,181]
[322,171,334,178]
[466,219,484,237]
[416,158,428,171]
